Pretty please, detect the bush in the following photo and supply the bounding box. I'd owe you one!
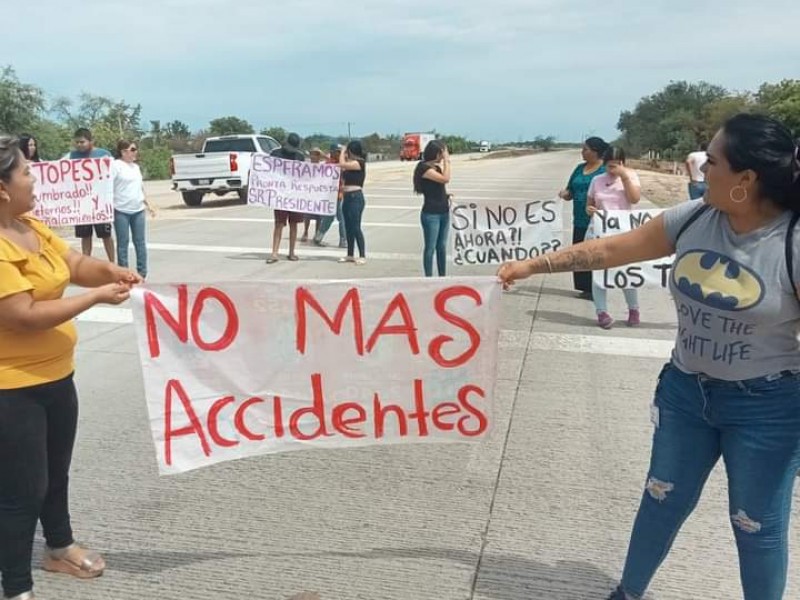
[138,146,172,180]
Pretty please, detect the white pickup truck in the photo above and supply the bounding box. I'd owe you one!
[170,134,281,206]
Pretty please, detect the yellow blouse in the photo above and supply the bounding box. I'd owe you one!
[0,217,77,389]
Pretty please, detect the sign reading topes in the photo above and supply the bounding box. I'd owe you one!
[130,278,501,474]
[450,198,564,265]
[30,158,114,227]
[247,154,339,216]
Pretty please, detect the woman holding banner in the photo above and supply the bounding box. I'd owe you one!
[559,137,608,299]
[0,136,142,600]
[113,140,156,279]
[414,140,451,277]
[586,146,642,328]
[498,113,800,600]
[338,140,367,265]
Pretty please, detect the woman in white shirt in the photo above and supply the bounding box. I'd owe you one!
[113,140,156,278]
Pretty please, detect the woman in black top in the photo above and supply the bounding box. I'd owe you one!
[413,140,451,276]
[338,140,367,264]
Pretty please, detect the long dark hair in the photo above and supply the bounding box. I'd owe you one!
[584,136,609,160]
[346,140,366,162]
[722,113,800,212]
[17,133,40,161]
[413,140,447,194]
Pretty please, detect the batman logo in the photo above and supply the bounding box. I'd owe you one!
[672,250,764,311]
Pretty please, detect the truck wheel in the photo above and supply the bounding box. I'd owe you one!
[182,191,203,207]
[237,187,249,202]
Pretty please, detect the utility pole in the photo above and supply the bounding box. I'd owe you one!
[347,122,352,140]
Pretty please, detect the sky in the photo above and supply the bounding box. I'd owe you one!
[8,0,800,142]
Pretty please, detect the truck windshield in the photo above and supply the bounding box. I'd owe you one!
[203,138,257,153]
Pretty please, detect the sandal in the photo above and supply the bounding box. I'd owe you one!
[7,592,36,600]
[355,258,367,265]
[287,255,300,261]
[338,257,355,263]
[266,256,279,264]
[42,543,105,579]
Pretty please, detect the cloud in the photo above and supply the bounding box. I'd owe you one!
[8,0,800,140]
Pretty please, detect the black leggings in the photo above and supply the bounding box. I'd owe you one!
[342,190,366,258]
[0,375,78,597]
[572,226,592,293]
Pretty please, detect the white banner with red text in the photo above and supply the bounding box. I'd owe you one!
[130,278,501,475]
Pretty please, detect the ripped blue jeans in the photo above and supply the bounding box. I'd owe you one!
[619,362,800,600]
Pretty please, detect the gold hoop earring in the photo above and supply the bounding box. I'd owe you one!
[730,185,748,203]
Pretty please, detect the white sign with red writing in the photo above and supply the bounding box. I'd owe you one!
[31,159,114,227]
[130,278,501,475]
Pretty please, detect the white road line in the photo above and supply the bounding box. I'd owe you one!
[101,241,421,261]
[159,216,419,227]
[527,332,673,359]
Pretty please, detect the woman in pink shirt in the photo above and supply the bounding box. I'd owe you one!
[587,147,642,328]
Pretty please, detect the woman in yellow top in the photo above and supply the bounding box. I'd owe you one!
[0,136,142,600]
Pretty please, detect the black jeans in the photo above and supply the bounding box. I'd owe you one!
[572,226,592,293]
[0,375,78,597]
[342,190,366,258]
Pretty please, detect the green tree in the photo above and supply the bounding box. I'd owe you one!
[756,79,800,135]
[532,135,556,151]
[164,120,191,140]
[260,126,286,143]
[0,66,45,134]
[617,81,728,155]
[209,116,254,136]
[441,135,473,154]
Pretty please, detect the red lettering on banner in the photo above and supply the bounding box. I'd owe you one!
[295,287,364,355]
[190,287,239,352]
[429,286,482,368]
[164,379,210,466]
[409,379,431,437]
[373,394,409,438]
[456,384,489,436]
[273,396,285,438]
[288,373,332,440]
[144,286,239,358]
[331,402,368,438]
[145,286,189,358]
[432,402,461,431]
[365,293,420,354]
[234,397,266,441]
[208,395,237,447]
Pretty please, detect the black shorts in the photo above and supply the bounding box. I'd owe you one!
[273,210,304,227]
[74,223,112,239]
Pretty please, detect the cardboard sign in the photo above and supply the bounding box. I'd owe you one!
[248,155,339,216]
[31,159,114,226]
[130,278,501,474]
[590,208,673,289]
[451,199,564,265]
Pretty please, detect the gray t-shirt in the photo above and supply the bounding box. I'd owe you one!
[664,200,800,381]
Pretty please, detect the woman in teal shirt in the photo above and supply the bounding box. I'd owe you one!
[559,137,608,297]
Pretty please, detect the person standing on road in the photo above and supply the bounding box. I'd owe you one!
[0,136,142,600]
[68,128,115,262]
[267,132,305,264]
[586,146,642,328]
[300,148,324,243]
[685,142,708,200]
[413,140,451,277]
[558,136,608,299]
[17,135,40,162]
[313,144,346,247]
[112,140,156,279]
[498,113,800,600]
[338,140,367,265]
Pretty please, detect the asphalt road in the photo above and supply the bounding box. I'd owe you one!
[35,150,800,600]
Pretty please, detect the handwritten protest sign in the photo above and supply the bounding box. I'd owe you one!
[30,158,114,227]
[590,208,673,289]
[130,277,501,475]
[247,154,339,216]
[450,199,564,265]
